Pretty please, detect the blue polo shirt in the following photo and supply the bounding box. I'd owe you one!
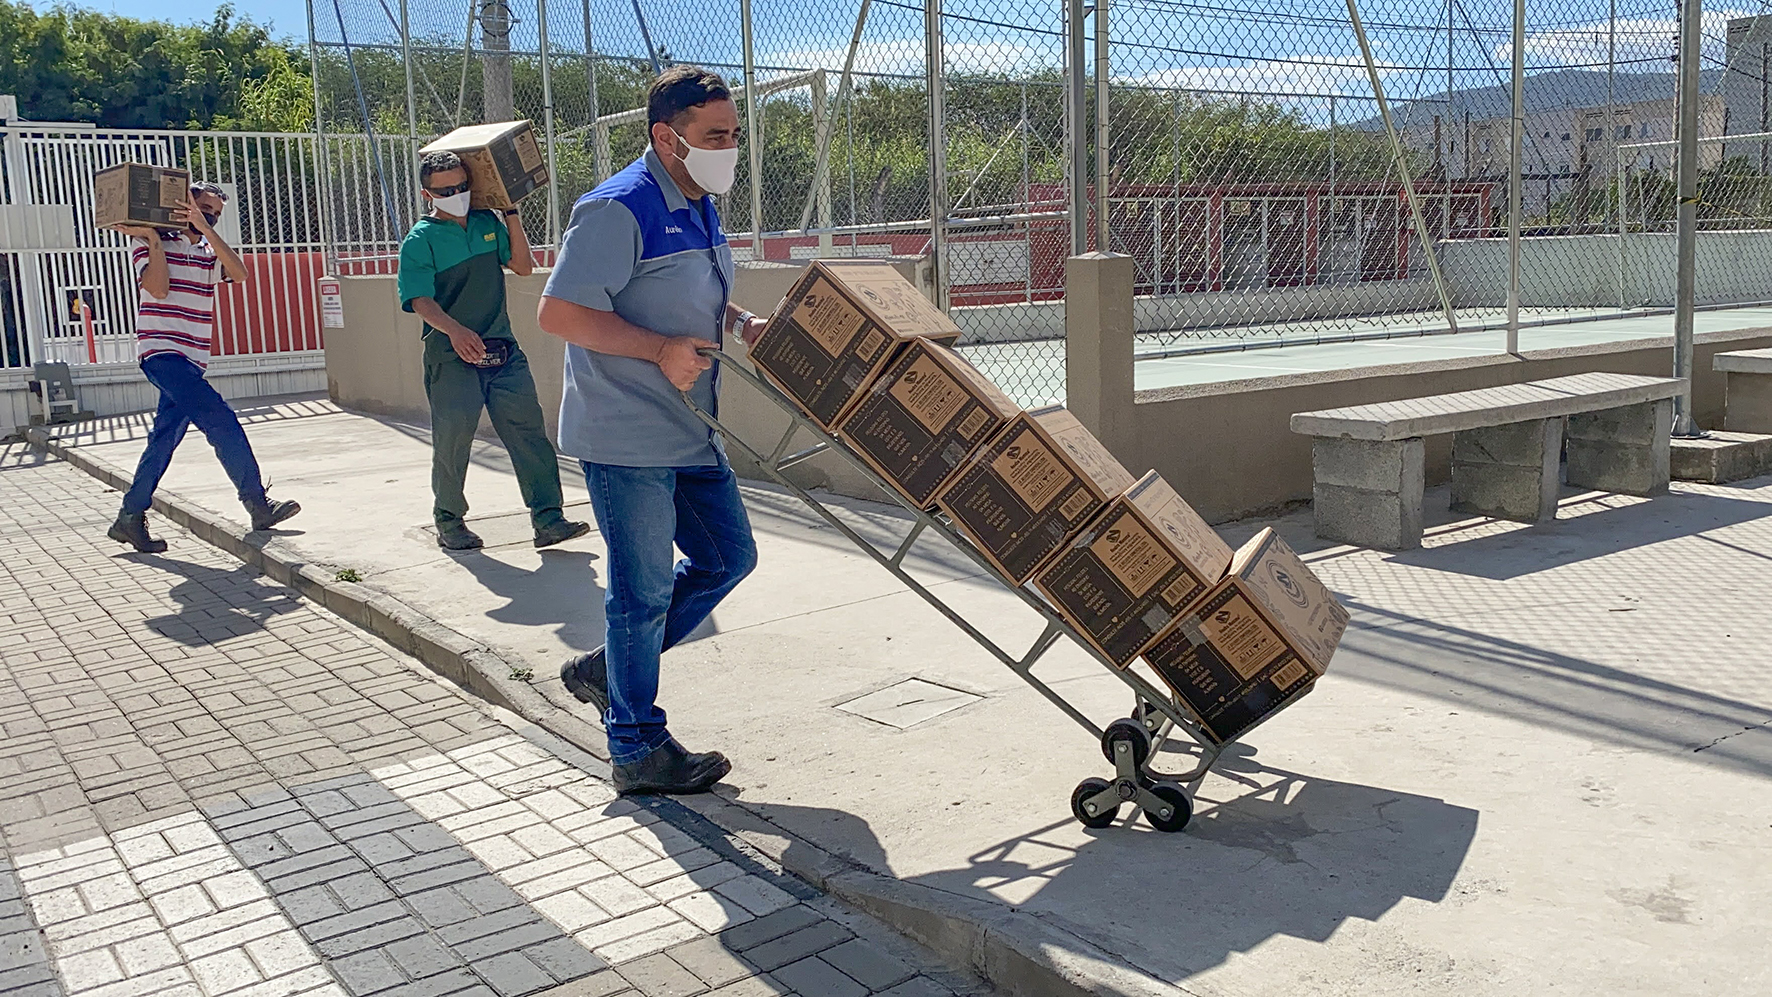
[543,148,734,467]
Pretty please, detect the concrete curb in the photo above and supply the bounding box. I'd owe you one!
[27,428,1193,997]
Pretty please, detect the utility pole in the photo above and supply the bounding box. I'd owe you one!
[480,0,515,122]
[1672,0,1702,435]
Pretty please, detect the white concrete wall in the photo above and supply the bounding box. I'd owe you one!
[1440,231,1772,309]
[1,353,326,436]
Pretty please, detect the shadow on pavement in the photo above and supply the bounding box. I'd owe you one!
[137,555,305,644]
[1379,490,1772,579]
[453,548,609,652]
[1337,602,1772,778]
[740,748,1478,985]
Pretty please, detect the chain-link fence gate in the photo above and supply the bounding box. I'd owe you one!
[304,0,1772,407]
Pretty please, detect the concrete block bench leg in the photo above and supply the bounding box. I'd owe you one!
[1450,417,1563,523]
[1311,436,1425,550]
[1566,398,1672,496]
[1725,371,1772,432]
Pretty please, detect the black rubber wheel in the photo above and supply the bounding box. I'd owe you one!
[1143,782,1192,833]
[1071,778,1119,829]
[1100,718,1152,771]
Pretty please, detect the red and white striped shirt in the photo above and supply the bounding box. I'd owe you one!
[131,231,229,369]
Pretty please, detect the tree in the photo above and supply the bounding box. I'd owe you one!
[0,1,301,129]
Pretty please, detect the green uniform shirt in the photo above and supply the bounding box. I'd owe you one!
[398,209,515,366]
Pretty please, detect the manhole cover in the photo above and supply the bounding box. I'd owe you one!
[834,678,981,730]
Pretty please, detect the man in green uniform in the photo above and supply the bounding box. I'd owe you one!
[398,150,588,551]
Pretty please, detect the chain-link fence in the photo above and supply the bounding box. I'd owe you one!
[303,0,1772,406]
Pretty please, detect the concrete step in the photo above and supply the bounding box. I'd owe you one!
[1670,431,1772,483]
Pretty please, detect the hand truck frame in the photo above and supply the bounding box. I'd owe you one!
[685,349,1311,831]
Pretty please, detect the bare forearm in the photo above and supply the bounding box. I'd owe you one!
[206,234,250,284]
[140,245,170,300]
[537,296,667,361]
[411,298,475,339]
[506,216,535,276]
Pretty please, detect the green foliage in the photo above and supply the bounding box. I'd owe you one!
[216,45,315,132]
[0,1,304,129]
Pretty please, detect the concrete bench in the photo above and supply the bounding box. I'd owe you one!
[1715,348,1772,432]
[1290,372,1685,549]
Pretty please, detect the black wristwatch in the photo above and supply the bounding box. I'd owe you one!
[503,208,521,217]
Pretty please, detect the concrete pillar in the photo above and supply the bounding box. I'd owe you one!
[1450,417,1563,523]
[1724,371,1772,432]
[1566,398,1672,496]
[1311,436,1425,550]
[1065,252,1136,461]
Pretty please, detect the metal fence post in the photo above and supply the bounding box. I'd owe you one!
[740,0,765,255]
[305,0,337,273]
[537,0,561,248]
[400,0,420,228]
[580,0,604,181]
[1067,0,1087,255]
[1507,0,1523,353]
[1672,0,1702,435]
[925,0,949,309]
[1093,0,1110,254]
[1345,0,1458,335]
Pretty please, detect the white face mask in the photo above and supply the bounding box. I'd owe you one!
[670,129,739,196]
[431,191,471,216]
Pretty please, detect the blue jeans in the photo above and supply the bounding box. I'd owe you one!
[122,354,266,515]
[583,456,758,764]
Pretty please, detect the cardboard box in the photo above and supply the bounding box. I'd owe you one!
[750,260,962,429]
[419,121,549,210]
[935,405,1136,584]
[836,339,1020,508]
[93,163,190,229]
[1141,527,1349,743]
[1033,471,1233,667]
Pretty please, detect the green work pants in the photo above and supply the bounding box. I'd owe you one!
[423,346,566,531]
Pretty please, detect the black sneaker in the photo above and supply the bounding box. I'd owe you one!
[108,512,168,554]
[437,524,484,551]
[560,648,609,713]
[613,739,730,795]
[534,520,591,549]
[246,495,301,531]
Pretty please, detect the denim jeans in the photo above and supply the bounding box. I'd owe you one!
[122,354,266,516]
[582,456,758,764]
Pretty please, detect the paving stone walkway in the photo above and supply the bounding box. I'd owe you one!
[0,446,985,997]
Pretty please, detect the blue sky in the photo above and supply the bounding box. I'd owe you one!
[38,0,1753,114]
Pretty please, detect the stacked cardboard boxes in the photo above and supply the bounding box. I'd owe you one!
[747,258,1348,741]
[1030,471,1233,666]
[1142,529,1349,743]
[749,260,961,430]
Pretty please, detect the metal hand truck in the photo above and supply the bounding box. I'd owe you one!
[684,350,1311,832]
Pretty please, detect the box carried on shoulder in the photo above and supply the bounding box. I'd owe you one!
[1032,471,1232,666]
[749,260,961,430]
[835,340,1020,509]
[93,163,190,229]
[420,121,549,210]
[1142,527,1349,743]
[935,405,1135,584]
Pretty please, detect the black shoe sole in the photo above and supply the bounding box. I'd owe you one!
[559,654,609,712]
[614,757,732,795]
[437,534,485,551]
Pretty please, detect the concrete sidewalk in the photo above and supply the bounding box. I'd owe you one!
[28,393,1772,997]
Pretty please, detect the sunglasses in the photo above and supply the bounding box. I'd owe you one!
[426,180,472,197]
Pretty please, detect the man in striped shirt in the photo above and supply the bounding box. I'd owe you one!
[107,181,301,553]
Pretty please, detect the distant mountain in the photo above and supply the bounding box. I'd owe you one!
[1352,68,1727,129]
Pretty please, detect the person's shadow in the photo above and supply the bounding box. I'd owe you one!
[453,547,609,653]
[137,555,305,645]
